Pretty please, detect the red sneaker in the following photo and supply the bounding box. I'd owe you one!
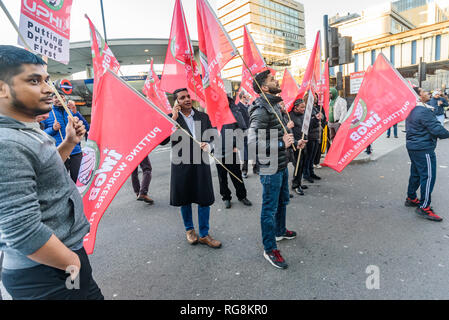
[405,197,420,207]
[416,207,443,222]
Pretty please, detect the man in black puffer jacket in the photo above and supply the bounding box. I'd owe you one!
[248,70,306,269]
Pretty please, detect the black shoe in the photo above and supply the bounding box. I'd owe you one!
[394,136,399,138]
[405,197,420,207]
[242,172,248,179]
[289,193,294,198]
[263,249,288,269]
[386,136,390,138]
[310,174,321,180]
[276,229,297,241]
[291,183,300,190]
[239,198,252,206]
[304,177,314,183]
[224,200,231,209]
[301,185,308,190]
[295,187,304,196]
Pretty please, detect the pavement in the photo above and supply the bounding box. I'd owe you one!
[1,120,449,301]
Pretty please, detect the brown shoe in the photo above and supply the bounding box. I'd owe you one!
[186,229,199,245]
[198,235,222,249]
[137,194,154,204]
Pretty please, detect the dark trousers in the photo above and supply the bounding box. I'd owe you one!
[64,152,83,183]
[314,138,322,165]
[216,153,247,201]
[1,248,103,300]
[407,150,437,209]
[292,148,306,189]
[132,156,152,196]
[304,140,320,178]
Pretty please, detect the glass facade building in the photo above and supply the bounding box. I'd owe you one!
[217,0,305,80]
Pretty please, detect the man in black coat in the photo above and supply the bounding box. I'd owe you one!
[213,96,252,209]
[248,70,306,269]
[236,91,254,177]
[161,88,221,249]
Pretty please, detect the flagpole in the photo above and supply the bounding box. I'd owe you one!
[237,52,296,152]
[294,133,305,177]
[111,70,243,184]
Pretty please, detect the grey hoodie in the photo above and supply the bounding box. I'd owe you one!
[0,115,90,270]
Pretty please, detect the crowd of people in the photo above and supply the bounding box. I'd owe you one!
[1,45,449,300]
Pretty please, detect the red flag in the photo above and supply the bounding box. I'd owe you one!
[197,0,238,131]
[318,59,330,119]
[235,25,267,105]
[86,15,120,81]
[160,0,205,106]
[76,70,176,254]
[322,54,418,173]
[143,58,172,114]
[297,31,322,99]
[281,69,301,113]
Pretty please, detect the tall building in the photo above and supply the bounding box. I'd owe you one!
[391,0,449,27]
[330,3,415,44]
[217,0,306,80]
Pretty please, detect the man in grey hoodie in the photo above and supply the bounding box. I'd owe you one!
[0,45,103,300]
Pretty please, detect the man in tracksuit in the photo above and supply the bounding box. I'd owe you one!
[405,87,449,221]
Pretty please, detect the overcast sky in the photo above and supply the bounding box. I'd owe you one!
[1,0,384,48]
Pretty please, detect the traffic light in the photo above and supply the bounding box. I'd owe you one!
[336,72,343,90]
[339,36,354,65]
[419,60,427,82]
[328,27,339,67]
[327,27,354,67]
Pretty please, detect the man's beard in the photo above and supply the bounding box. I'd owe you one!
[268,87,281,95]
[10,87,51,117]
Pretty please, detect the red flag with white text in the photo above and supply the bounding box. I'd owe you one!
[322,54,418,173]
[143,58,172,114]
[297,31,322,99]
[196,0,237,131]
[281,69,301,113]
[235,25,267,105]
[160,0,205,106]
[76,70,176,254]
[86,15,120,81]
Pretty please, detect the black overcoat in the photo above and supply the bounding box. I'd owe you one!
[161,109,215,207]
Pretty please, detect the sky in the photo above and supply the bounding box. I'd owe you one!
[1,0,384,47]
[0,0,383,74]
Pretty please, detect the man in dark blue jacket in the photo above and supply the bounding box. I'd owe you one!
[405,87,449,221]
[42,92,83,183]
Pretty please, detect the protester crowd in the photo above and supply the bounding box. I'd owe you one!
[1,45,449,300]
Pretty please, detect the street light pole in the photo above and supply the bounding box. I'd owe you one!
[100,0,108,42]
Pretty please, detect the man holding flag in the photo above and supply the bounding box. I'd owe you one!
[161,88,221,249]
[249,70,306,269]
[0,46,103,300]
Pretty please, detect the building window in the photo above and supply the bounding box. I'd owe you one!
[435,35,441,61]
[371,50,376,65]
[390,46,395,66]
[411,40,417,64]
[354,53,359,72]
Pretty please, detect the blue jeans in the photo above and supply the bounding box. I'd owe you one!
[260,168,290,252]
[387,124,398,137]
[407,150,437,209]
[181,204,210,238]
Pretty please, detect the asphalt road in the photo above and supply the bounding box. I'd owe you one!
[87,138,449,300]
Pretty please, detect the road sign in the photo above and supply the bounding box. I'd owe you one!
[350,71,365,95]
[60,79,73,95]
